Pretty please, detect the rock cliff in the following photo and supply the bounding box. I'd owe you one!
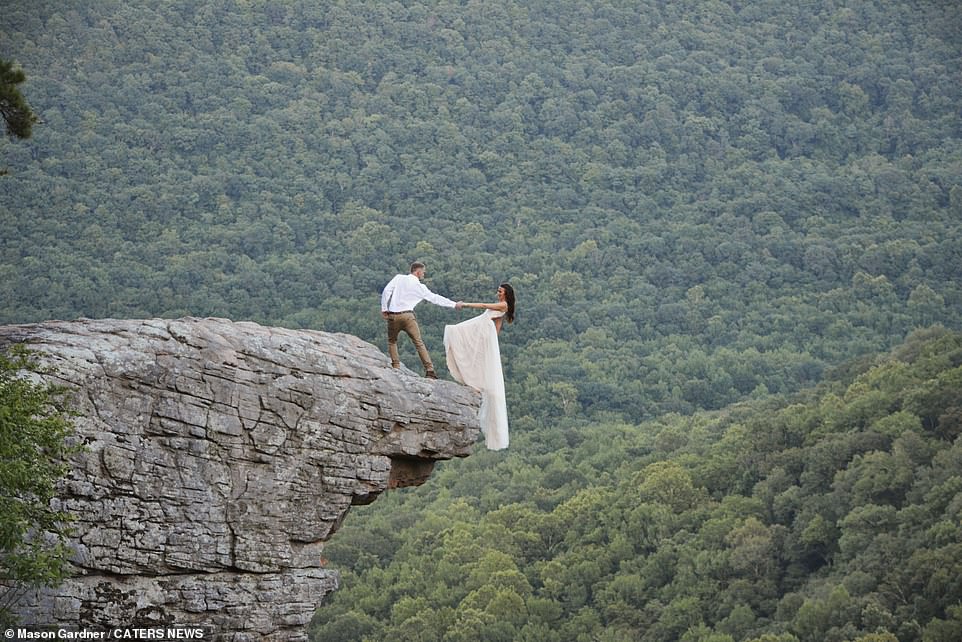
[0,317,481,639]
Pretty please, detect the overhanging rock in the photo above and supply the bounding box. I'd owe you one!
[0,317,481,639]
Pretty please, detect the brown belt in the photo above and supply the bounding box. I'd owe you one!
[386,311,414,315]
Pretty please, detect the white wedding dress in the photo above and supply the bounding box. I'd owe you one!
[443,309,509,450]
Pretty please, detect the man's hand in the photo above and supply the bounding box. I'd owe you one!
[382,311,390,319]
[455,302,463,310]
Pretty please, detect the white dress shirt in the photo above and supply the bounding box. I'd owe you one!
[381,274,456,312]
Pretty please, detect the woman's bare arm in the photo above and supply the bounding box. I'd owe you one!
[464,301,508,311]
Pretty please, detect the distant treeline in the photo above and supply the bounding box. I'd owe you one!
[2,0,961,424]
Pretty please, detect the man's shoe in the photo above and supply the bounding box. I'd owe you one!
[425,370,438,379]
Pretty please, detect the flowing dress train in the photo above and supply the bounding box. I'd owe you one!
[443,309,509,450]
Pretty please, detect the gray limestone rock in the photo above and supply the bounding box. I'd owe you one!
[0,317,481,640]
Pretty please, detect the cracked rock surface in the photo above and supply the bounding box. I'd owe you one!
[0,317,480,639]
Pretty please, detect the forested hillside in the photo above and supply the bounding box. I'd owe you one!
[3,1,962,640]
[313,327,962,641]
[3,0,961,422]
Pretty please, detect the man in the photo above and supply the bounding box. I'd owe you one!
[381,262,462,379]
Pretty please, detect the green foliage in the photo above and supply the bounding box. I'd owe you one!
[2,0,961,425]
[312,330,962,641]
[0,58,37,140]
[0,346,79,626]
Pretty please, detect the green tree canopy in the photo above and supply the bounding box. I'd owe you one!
[0,346,79,626]
[0,59,37,140]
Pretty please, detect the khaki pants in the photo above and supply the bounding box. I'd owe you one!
[386,312,434,372]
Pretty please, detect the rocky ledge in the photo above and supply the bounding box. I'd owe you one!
[0,317,481,639]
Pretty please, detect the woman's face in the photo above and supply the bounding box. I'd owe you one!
[497,286,506,301]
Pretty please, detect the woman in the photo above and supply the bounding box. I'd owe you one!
[444,283,516,451]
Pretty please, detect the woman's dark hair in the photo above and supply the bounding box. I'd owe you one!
[500,283,516,323]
